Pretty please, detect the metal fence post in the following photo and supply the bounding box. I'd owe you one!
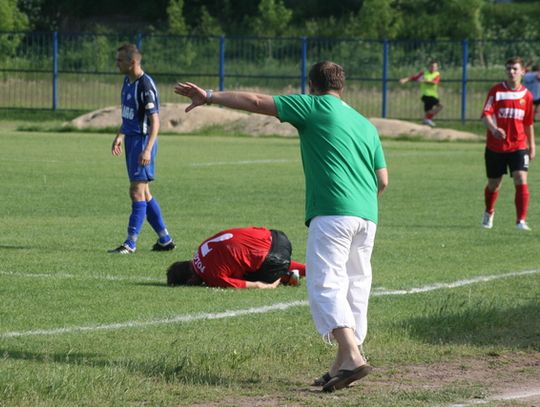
[382,39,389,118]
[300,36,307,94]
[52,31,58,111]
[461,39,469,124]
[136,32,142,50]
[219,35,225,91]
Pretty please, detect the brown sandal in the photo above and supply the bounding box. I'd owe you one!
[322,364,372,392]
[311,372,332,386]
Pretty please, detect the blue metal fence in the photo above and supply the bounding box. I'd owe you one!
[1,31,539,122]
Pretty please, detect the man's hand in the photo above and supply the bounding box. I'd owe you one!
[491,127,507,140]
[174,82,207,112]
[139,149,151,166]
[112,134,124,156]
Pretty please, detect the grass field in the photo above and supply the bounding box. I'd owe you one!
[1,121,539,406]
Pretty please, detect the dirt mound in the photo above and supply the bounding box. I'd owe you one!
[69,103,480,141]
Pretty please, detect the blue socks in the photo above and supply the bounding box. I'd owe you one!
[125,201,147,249]
[146,198,171,244]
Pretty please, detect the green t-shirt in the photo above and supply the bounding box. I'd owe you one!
[420,70,440,98]
[273,94,387,225]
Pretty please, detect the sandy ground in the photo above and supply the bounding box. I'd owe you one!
[69,103,481,141]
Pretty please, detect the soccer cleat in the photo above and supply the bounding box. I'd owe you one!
[481,211,494,229]
[516,220,531,231]
[422,118,436,127]
[108,243,135,254]
[152,239,176,251]
[281,269,301,286]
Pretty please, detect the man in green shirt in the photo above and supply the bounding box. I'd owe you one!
[174,61,388,393]
[400,60,443,127]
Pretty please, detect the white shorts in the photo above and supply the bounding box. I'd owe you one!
[306,215,377,345]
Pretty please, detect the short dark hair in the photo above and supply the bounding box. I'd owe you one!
[308,61,345,92]
[506,56,525,68]
[166,261,195,286]
[117,43,142,62]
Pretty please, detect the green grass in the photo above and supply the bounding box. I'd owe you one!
[1,129,539,406]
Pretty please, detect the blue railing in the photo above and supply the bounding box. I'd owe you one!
[1,31,539,123]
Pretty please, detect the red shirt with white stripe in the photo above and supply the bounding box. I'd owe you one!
[191,227,272,288]
[481,82,534,152]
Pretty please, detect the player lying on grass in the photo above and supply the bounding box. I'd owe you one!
[166,227,305,289]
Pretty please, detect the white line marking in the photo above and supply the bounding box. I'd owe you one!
[190,159,292,167]
[446,389,540,406]
[0,301,306,338]
[0,269,538,339]
[371,269,539,296]
[0,270,162,283]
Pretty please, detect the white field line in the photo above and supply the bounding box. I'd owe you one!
[190,159,293,167]
[0,269,538,339]
[0,270,162,283]
[371,269,539,296]
[446,389,540,406]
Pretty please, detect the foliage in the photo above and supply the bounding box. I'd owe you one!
[349,0,402,40]
[167,0,188,35]
[191,6,222,36]
[9,0,540,42]
[480,2,540,41]
[0,0,29,60]
[250,0,292,37]
[394,0,484,40]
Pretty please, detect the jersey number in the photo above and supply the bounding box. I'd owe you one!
[200,233,233,257]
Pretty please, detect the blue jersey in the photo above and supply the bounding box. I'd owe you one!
[120,73,159,136]
[523,72,540,101]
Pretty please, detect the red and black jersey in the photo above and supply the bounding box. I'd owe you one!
[191,227,272,288]
[482,82,534,152]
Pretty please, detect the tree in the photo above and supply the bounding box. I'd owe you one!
[394,0,484,40]
[0,0,29,31]
[349,0,402,39]
[250,0,292,37]
[167,0,188,35]
[191,5,222,36]
[0,0,29,61]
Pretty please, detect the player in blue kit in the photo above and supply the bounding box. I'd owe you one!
[109,44,175,254]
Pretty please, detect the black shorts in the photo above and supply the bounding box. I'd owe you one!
[485,148,529,178]
[244,230,292,283]
[421,95,440,112]
[533,99,540,107]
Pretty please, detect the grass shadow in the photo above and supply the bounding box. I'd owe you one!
[0,347,253,387]
[402,299,540,350]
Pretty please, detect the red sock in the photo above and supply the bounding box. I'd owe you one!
[484,186,498,214]
[425,112,434,120]
[289,261,305,277]
[515,184,530,222]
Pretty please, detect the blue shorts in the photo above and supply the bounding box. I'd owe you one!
[124,135,157,182]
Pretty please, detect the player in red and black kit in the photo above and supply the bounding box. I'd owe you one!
[166,227,305,288]
[481,56,536,231]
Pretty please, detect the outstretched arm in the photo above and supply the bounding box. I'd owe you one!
[174,82,277,116]
[244,278,281,289]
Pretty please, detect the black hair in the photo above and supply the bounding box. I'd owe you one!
[166,261,195,286]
